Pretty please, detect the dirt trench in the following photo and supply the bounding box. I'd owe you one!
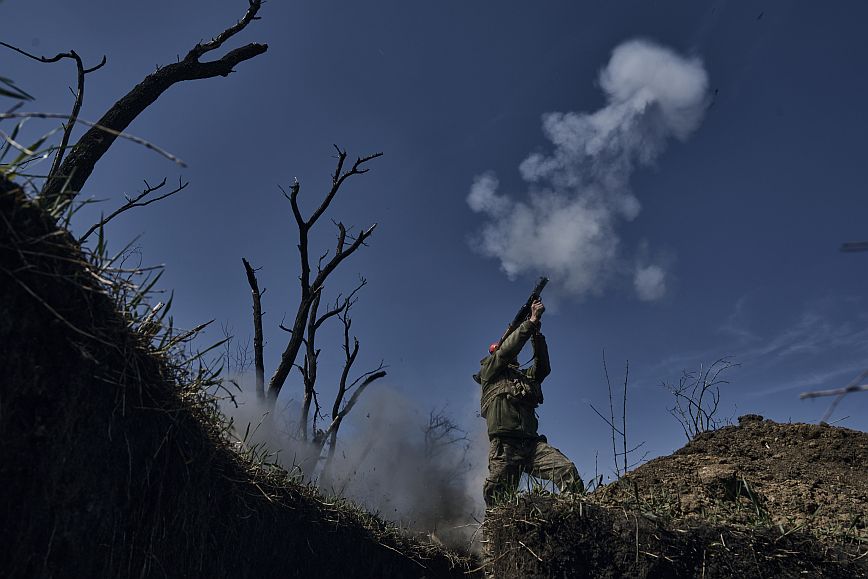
[0,181,473,579]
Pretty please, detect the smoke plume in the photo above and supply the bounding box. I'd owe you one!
[220,378,487,550]
[468,39,709,300]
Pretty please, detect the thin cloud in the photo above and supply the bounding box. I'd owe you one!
[654,297,868,399]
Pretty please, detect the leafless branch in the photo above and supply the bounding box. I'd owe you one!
[588,403,624,437]
[592,351,644,478]
[801,369,868,423]
[316,292,386,478]
[801,384,868,399]
[79,177,188,243]
[40,0,266,204]
[622,360,629,477]
[840,241,868,252]
[424,408,471,461]
[602,349,620,477]
[0,43,106,185]
[307,147,383,228]
[296,277,368,440]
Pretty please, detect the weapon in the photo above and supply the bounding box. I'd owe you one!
[493,276,548,351]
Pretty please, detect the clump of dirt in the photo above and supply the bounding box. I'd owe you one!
[484,415,866,578]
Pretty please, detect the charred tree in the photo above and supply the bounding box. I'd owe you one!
[243,146,381,408]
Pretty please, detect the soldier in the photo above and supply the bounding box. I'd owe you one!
[476,298,583,507]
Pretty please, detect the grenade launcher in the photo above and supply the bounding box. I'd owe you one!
[493,276,549,351]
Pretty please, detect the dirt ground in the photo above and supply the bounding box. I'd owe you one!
[485,415,867,578]
[592,414,867,543]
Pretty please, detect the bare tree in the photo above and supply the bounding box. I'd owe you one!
[239,148,386,478]
[242,146,382,408]
[663,357,738,441]
[423,408,471,472]
[424,409,469,459]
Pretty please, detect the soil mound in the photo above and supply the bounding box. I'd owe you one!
[0,181,472,578]
[485,416,866,578]
[594,414,867,540]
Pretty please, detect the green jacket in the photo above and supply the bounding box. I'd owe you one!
[477,320,551,440]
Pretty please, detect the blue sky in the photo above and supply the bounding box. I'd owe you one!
[4,1,868,485]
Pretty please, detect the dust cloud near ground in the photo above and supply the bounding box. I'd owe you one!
[220,380,489,550]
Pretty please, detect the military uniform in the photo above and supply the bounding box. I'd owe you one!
[476,320,582,506]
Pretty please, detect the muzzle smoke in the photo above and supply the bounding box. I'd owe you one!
[220,379,488,551]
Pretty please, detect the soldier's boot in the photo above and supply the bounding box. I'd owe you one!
[556,464,585,496]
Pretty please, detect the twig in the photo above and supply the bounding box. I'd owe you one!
[800,384,868,400]
[840,241,868,252]
[378,542,426,569]
[622,360,629,477]
[602,349,619,478]
[518,540,543,563]
[79,177,188,242]
[588,403,624,436]
[0,42,107,177]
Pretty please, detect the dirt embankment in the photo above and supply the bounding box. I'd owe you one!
[0,181,473,578]
[485,416,867,578]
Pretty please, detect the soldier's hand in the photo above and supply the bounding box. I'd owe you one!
[530,298,545,324]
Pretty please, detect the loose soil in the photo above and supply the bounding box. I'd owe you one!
[485,415,867,578]
[593,414,867,542]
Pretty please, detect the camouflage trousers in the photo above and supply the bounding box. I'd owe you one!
[483,435,582,507]
[481,436,582,577]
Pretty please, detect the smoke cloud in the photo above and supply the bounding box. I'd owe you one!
[220,378,487,550]
[468,39,709,300]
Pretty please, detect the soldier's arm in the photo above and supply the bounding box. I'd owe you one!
[478,320,539,383]
[526,332,551,384]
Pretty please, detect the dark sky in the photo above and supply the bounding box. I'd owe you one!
[4,1,868,483]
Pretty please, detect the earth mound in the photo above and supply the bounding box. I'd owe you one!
[593,414,867,539]
[485,416,866,578]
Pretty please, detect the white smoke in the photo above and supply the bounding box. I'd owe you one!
[634,264,667,302]
[468,39,709,300]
